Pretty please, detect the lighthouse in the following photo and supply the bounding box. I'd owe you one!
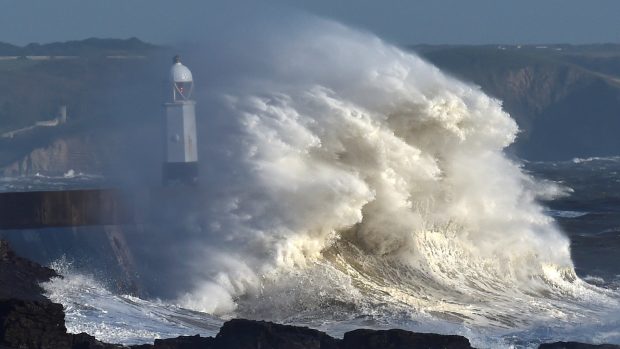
[163,55,198,185]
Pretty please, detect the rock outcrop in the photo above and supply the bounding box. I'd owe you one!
[0,240,121,349]
[0,299,71,349]
[213,319,340,349]
[341,328,473,349]
[134,335,214,349]
[129,320,474,349]
[0,240,58,301]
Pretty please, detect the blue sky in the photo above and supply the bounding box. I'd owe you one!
[1,0,619,45]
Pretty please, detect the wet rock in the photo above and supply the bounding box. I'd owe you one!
[214,319,339,349]
[0,240,119,349]
[130,320,478,349]
[341,328,474,349]
[0,299,124,349]
[0,299,70,349]
[71,332,123,349]
[0,240,67,349]
[539,342,620,349]
[0,240,59,301]
[151,334,214,348]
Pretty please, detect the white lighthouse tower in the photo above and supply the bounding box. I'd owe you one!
[163,55,198,185]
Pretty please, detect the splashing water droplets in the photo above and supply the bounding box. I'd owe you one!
[171,19,619,331]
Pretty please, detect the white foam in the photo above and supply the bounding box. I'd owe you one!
[40,16,620,348]
[43,260,221,345]
[171,16,620,330]
[572,156,620,164]
[545,210,589,219]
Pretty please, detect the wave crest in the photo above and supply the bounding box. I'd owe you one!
[177,18,616,329]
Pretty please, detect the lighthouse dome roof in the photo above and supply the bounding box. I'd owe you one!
[170,62,193,83]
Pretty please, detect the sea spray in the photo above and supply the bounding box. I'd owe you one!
[26,16,620,348]
[43,259,222,344]
[172,17,618,329]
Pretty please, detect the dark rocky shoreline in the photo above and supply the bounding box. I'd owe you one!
[0,240,617,349]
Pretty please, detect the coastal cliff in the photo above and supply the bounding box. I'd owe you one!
[2,40,620,172]
[417,45,620,160]
[2,137,102,176]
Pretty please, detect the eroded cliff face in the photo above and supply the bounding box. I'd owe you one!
[502,65,589,113]
[0,124,160,179]
[419,46,620,160]
[2,137,104,177]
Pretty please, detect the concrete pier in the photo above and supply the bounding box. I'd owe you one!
[0,189,135,230]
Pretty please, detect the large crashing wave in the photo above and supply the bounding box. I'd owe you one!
[178,18,616,328]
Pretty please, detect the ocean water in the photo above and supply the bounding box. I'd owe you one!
[0,170,106,192]
[31,157,620,348]
[3,19,620,348]
[528,157,620,291]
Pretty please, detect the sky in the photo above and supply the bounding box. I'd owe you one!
[1,0,619,46]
